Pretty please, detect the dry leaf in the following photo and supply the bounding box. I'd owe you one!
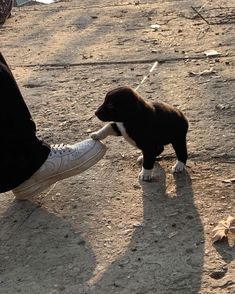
[222,178,235,184]
[188,67,216,76]
[212,216,235,247]
[204,49,221,57]
[168,231,178,238]
[150,24,161,30]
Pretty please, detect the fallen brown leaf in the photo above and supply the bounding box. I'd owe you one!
[212,216,235,247]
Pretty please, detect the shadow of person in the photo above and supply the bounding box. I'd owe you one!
[88,163,204,294]
[0,200,96,293]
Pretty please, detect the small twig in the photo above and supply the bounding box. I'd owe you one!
[45,183,57,198]
[135,61,158,91]
[15,53,233,69]
[188,67,216,77]
[197,1,210,14]
[197,26,210,40]
[191,6,210,24]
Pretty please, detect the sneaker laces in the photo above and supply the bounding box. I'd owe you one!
[49,144,71,156]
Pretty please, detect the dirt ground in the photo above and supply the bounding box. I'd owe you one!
[0,0,234,293]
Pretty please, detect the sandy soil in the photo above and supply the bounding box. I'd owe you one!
[0,0,234,293]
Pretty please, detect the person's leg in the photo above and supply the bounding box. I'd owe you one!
[0,53,106,199]
[0,0,13,24]
[0,53,50,193]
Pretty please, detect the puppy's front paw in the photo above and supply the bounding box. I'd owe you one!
[90,132,101,140]
[139,167,152,182]
[172,160,185,173]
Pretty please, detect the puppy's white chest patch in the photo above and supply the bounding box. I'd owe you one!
[116,122,136,147]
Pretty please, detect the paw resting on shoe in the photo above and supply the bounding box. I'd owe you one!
[139,167,152,182]
[172,160,185,173]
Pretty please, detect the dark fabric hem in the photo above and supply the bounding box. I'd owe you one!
[0,142,51,193]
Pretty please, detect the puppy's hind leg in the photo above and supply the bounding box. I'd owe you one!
[172,136,188,173]
[91,122,120,140]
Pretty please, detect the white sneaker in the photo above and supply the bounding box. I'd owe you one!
[12,139,106,200]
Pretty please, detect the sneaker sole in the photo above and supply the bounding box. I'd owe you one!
[13,139,106,200]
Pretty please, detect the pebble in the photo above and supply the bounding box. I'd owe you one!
[209,268,227,280]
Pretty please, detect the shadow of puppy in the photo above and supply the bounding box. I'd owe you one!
[87,165,204,294]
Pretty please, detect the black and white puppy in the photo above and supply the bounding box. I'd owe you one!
[91,86,188,181]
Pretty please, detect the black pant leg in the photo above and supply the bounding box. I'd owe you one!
[0,53,50,193]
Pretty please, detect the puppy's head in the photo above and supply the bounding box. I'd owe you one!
[95,86,144,122]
